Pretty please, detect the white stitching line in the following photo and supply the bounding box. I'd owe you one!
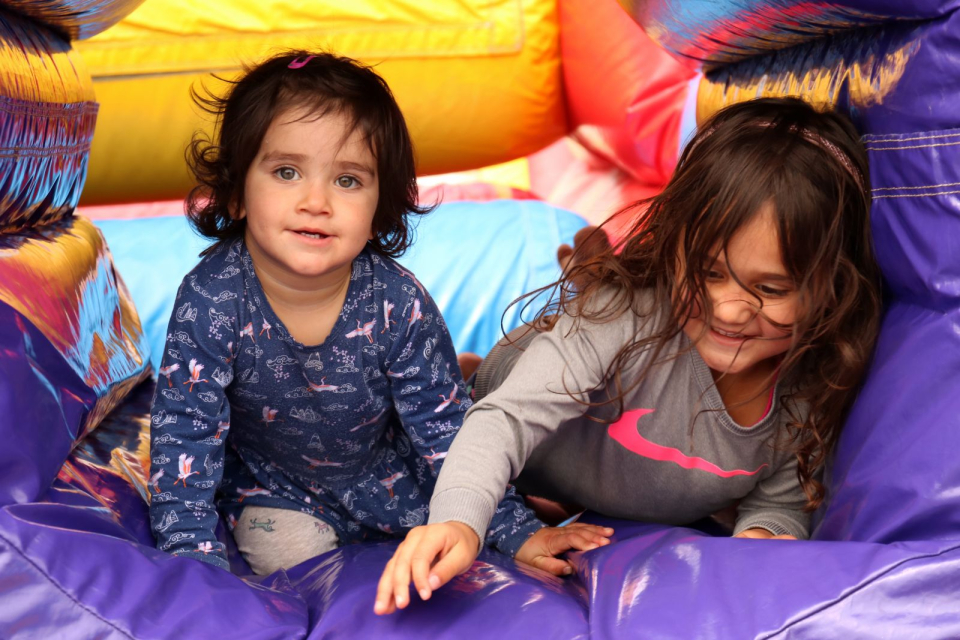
[874,181,960,192]
[874,189,960,199]
[864,131,960,143]
[865,140,960,152]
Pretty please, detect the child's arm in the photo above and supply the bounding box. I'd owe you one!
[149,280,234,569]
[383,287,546,553]
[733,451,811,540]
[424,303,631,543]
[376,298,632,613]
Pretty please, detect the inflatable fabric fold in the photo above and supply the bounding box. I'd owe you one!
[1,0,146,40]
[0,7,97,231]
[696,13,960,135]
[618,0,958,67]
[0,216,150,506]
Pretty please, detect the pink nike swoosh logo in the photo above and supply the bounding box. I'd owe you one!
[607,409,768,478]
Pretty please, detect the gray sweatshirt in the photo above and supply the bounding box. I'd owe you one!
[428,292,811,543]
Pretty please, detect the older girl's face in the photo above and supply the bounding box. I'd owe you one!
[681,202,800,380]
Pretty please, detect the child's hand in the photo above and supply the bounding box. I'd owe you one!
[515,523,615,575]
[374,521,479,615]
[734,528,797,540]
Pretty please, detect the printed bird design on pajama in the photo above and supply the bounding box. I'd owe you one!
[159,363,179,387]
[184,359,207,392]
[346,319,377,343]
[174,453,199,487]
[435,383,460,413]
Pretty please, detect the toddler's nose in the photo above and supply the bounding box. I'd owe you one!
[300,181,330,214]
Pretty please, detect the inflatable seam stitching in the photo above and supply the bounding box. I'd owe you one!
[873,181,960,192]
[866,140,960,152]
[864,131,960,143]
[874,188,960,200]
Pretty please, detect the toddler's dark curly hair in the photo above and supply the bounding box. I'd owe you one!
[186,50,433,257]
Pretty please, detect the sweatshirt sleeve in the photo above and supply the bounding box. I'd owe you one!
[427,299,640,545]
[733,451,812,539]
[148,277,236,570]
[386,286,544,555]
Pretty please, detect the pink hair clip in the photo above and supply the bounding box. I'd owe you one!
[288,55,316,69]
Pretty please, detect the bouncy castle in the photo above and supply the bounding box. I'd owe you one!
[1,0,958,637]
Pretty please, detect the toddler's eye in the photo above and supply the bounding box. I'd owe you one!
[337,175,359,188]
[706,270,724,280]
[276,167,299,181]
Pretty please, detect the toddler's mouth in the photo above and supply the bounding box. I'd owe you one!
[294,229,329,239]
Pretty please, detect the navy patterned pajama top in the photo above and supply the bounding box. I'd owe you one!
[148,240,543,569]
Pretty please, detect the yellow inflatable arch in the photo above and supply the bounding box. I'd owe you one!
[76,0,568,204]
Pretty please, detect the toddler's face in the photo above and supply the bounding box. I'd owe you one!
[681,202,799,381]
[239,107,378,288]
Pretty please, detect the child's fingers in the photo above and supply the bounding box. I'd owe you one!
[550,524,615,553]
[563,523,614,544]
[411,555,434,602]
[390,529,447,609]
[391,545,416,610]
[552,531,605,555]
[374,557,398,615]
[564,523,614,536]
[427,543,474,591]
[410,536,447,601]
[735,528,793,540]
[525,554,574,576]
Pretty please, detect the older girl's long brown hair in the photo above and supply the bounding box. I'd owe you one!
[523,97,881,511]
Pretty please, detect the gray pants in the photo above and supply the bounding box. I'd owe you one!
[232,506,340,575]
